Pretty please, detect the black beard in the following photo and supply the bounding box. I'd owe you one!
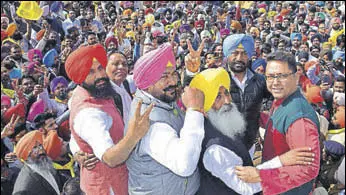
[332,26,340,30]
[82,77,114,99]
[335,61,343,66]
[228,60,248,73]
[298,21,304,25]
[155,85,178,104]
[56,91,68,100]
[12,32,23,41]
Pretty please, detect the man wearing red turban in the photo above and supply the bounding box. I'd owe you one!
[65,44,153,195]
[13,130,62,194]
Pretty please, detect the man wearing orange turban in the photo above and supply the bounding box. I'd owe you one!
[65,44,153,195]
[13,130,62,194]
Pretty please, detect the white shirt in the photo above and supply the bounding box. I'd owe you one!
[203,144,283,195]
[138,91,205,177]
[231,70,249,92]
[110,81,132,127]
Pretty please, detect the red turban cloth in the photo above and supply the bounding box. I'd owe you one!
[1,30,8,41]
[36,29,45,41]
[2,103,26,124]
[133,43,176,89]
[145,8,154,15]
[1,95,11,107]
[15,130,44,161]
[65,44,108,84]
[43,130,63,160]
[194,20,205,28]
[305,85,324,104]
[105,36,118,48]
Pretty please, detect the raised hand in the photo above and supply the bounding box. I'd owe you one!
[181,86,205,112]
[126,100,154,141]
[74,151,100,170]
[185,39,205,73]
[1,114,20,139]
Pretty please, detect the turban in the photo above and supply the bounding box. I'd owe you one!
[43,49,58,67]
[65,44,108,84]
[189,68,230,112]
[133,43,175,90]
[27,49,43,62]
[231,21,242,31]
[1,30,8,42]
[145,8,154,15]
[43,130,63,160]
[304,60,320,75]
[50,76,68,93]
[334,92,345,107]
[322,42,332,50]
[123,9,132,17]
[267,11,277,18]
[331,17,341,25]
[126,31,135,39]
[105,36,118,48]
[334,106,345,128]
[223,34,254,58]
[142,22,152,28]
[194,20,205,28]
[220,28,230,37]
[258,8,266,14]
[25,62,39,74]
[15,130,44,161]
[1,95,11,106]
[280,9,290,16]
[276,15,283,23]
[50,1,63,13]
[27,99,45,122]
[316,12,326,21]
[258,3,267,9]
[250,27,259,37]
[3,103,26,124]
[16,1,43,21]
[305,85,324,104]
[251,58,267,72]
[36,29,45,41]
[152,30,165,38]
[58,120,70,141]
[6,23,17,37]
[324,140,345,157]
[179,24,191,33]
[131,12,138,19]
[298,51,309,60]
[291,33,302,41]
[316,1,325,7]
[333,50,345,61]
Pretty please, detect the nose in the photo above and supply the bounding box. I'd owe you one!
[224,95,231,104]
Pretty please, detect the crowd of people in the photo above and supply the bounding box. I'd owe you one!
[1,1,345,195]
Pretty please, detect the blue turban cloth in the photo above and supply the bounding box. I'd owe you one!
[333,50,345,61]
[223,34,254,58]
[290,33,302,41]
[43,49,58,67]
[251,58,267,72]
[50,76,68,93]
[179,24,191,33]
[50,1,63,13]
[324,140,345,157]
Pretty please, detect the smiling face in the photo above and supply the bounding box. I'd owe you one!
[106,53,128,86]
[265,60,298,100]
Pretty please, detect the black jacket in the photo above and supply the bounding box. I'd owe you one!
[229,69,271,149]
[12,164,62,195]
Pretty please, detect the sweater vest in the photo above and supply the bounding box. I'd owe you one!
[70,86,128,195]
[126,90,200,195]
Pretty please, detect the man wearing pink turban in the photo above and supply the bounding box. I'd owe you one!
[27,49,43,63]
[128,43,206,194]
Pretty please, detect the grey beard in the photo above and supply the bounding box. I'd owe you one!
[26,156,60,195]
[207,103,246,140]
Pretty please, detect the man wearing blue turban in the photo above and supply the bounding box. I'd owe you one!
[222,34,272,151]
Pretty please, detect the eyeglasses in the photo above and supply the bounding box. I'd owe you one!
[265,72,295,82]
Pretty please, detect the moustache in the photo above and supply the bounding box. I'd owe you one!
[163,85,178,92]
[233,61,246,66]
[94,77,109,86]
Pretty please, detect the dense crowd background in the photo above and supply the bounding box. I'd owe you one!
[1,1,345,195]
